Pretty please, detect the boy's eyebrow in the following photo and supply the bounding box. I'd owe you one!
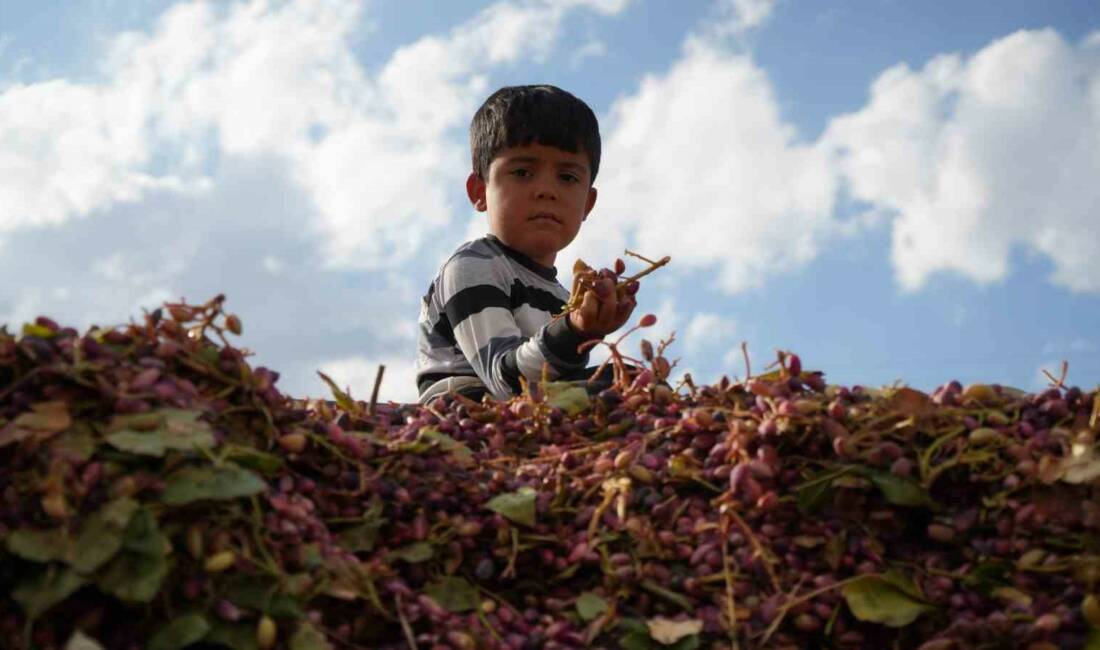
[501,155,587,172]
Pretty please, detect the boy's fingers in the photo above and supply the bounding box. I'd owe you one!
[615,296,636,323]
[598,284,619,326]
[593,277,614,300]
[579,289,600,326]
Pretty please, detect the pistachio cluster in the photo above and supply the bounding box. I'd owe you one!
[0,298,1097,650]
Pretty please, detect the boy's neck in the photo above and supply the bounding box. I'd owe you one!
[486,234,558,280]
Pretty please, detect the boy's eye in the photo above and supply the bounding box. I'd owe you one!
[511,168,530,178]
[560,173,580,183]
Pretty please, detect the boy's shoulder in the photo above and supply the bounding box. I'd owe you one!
[433,235,563,296]
[430,236,508,291]
[446,236,498,264]
[437,236,502,276]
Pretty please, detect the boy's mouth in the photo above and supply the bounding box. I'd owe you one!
[529,213,561,224]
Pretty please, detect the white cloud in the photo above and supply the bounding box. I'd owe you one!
[823,29,1100,293]
[571,39,608,68]
[0,79,186,230]
[714,0,777,35]
[566,37,837,294]
[261,256,285,275]
[0,0,629,268]
[722,346,751,377]
[316,355,420,404]
[0,0,631,402]
[683,312,737,355]
[559,0,630,14]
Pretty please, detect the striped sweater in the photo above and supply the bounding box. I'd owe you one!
[416,235,591,401]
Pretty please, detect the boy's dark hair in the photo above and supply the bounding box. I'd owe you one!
[470,84,601,183]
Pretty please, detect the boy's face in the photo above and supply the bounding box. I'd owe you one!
[467,142,597,268]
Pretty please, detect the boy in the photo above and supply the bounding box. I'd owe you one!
[415,84,638,404]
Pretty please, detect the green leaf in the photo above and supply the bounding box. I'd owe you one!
[1,401,71,448]
[618,618,649,635]
[962,560,1011,596]
[842,574,934,627]
[337,522,384,553]
[864,470,934,507]
[195,345,221,368]
[120,508,166,556]
[204,622,259,650]
[72,497,140,573]
[879,569,925,600]
[544,381,591,416]
[1087,627,1100,650]
[64,630,105,650]
[299,543,324,569]
[222,575,305,619]
[617,617,702,649]
[424,576,479,613]
[576,591,609,621]
[95,549,168,603]
[290,623,334,650]
[105,409,215,457]
[6,527,71,563]
[161,464,266,505]
[104,431,169,456]
[640,580,694,612]
[667,455,700,481]
[13,565,86,619]
[317,370,357,412]
[54,422,96,462]
[22,323,56,339]
[486,487,537,528]
[387,542,434,564]
[796,479,834,515]
[416,428,474,467]
[106,412,163,432]
[224,445,284,475]
[94,508,169,603]
[619,632,656,650]
[148,614,211,650]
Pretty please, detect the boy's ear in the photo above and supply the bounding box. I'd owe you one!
[582,186,597,221]
[466,172,487,212]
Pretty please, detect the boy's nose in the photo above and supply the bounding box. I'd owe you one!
[534,183,557,200]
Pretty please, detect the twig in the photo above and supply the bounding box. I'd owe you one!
[395,595,418,649]
[624,249,660,265]
[618,254,671,287]
[1041,360,1069,390]
[727,509,780,593]
[720,513,740,650]
[740,342,752,380]
[368,365,385,415]
[758,575,864,644]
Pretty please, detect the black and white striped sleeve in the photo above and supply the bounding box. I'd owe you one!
[438,255,590,400]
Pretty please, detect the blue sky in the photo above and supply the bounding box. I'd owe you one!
[1,0,1098,401]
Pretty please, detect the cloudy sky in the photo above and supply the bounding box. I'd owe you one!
[2,0,1099,402]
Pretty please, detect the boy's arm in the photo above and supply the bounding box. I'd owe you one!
[440,258,591,399]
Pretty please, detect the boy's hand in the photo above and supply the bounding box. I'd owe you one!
[568,269,639,340]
